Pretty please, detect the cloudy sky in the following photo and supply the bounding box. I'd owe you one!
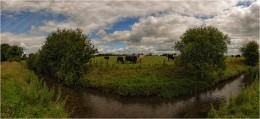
[1,0,259,55]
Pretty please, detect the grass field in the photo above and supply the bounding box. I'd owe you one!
[82,56,252,98]
[1,62,68,118]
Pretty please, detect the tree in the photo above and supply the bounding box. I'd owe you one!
[240,41,259,66]
[1,44,23,62]
[6,45,23,61]
[174,26,230,80]
[1,43,10,61]
[36,28,97,85]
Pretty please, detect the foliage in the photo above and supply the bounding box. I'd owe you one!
[1,44,23,62]
[34,28,97,85]
[208,71,259,118]
[174,26,230,80]
[240,40,259,66]
[1,62,68,118]
[26,53,39,71]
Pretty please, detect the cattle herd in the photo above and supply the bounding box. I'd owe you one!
[103,54,174,64]
[102,54,241,64]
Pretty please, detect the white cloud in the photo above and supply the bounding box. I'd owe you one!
[1,0,258,55]
[1,32,45,54]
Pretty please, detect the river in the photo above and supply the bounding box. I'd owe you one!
[45,74,254,118]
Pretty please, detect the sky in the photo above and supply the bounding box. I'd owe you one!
[1,0,259,55]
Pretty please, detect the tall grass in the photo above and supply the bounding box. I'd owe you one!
[208,67,259,118]
[1,62,68,118]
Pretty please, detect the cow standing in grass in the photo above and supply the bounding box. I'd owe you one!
[116,56,124,64]
[167,54,174,61]
[236,55,240,58]
[125,55,137,64]
[104,56,109,65]
[104,56,109,60]
[138,53,144,65]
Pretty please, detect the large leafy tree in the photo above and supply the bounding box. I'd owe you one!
[240,41,259,66]
[174,26,230,80]
[36,28,97,85]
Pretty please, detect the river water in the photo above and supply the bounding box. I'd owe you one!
[45,74,254,118]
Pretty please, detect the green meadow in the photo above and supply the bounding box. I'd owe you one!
[81,56,252,98]
[1,62,68,118]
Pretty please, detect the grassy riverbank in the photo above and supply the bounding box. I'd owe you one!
[83,56,252,98]
[1,62,68,118]
[208,68,259,118]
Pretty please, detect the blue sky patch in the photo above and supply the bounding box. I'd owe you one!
[105,17,139,34]
[236,0,255,7]
[1,10,67,34]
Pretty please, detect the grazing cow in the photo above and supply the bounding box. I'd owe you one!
[236,55,240,58]
[138,53,144,65]
[125,55,137,64]
[167,54,175,61]
[104,56,109,60]
[117,56,124,63]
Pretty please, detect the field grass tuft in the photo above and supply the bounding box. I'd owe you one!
[1,62,68,118]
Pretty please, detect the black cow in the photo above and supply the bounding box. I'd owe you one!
[117,56,124,63]
[104,56,109,60]
[236,55,240,58]
[167,54,175,61]
[125,55,137,64]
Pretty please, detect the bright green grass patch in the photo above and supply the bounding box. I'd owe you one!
[1,62,68,118]
[208,69,259,118]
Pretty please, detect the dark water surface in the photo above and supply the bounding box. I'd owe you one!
[45,74,254,118]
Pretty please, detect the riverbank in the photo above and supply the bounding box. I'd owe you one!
[83,57,252,98]
[208,68,259,118]
[1,62,68,118]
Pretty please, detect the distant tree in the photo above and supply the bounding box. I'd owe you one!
[1,44,23,62]
[36,28,97,85]
[240,40,259,66]
[147,53,152,56]
[6,45,23,61]
[1,44,10,61]
[174,26,230,80]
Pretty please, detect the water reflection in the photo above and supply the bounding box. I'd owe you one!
[46,74,253,118]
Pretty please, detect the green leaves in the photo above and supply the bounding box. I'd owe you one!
[240,41,259,66]
[174,26,230,80]
[1,44,23,62]
[30,28,97,85]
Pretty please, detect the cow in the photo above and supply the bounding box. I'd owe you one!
[116,56,124,63]
[167,54,175,61]
[138,53,144,65]
[125,55,137,64]
[236,55,240,58]
[104,56,109,60]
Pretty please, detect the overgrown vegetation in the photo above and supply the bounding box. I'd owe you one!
[208,67,259,118]
[1,43,24,62]
[240,40,259,66]
[27,28,97,85]
[82,56,250,98]
[174,26,230,80]
[1,62,68,118]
